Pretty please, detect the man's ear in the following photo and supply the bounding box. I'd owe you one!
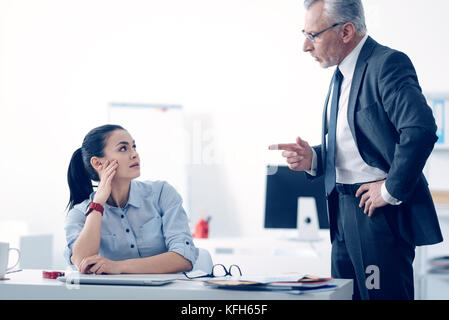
[341,22,356,44]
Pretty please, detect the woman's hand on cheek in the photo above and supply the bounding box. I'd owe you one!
[93,159,118,205]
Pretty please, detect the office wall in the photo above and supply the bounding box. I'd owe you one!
[1,0,448,267]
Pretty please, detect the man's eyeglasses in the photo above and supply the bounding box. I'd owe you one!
[302,22,346,43]
[184,264,242,279]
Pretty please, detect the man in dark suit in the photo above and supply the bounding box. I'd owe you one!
[269,0,443,300]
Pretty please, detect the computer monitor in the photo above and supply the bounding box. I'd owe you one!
[264,165,329,231]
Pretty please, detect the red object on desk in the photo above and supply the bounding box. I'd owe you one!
[42,271,65,279]
[193,217,210,238]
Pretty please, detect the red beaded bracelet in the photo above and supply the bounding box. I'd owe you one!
[85,202,104,217]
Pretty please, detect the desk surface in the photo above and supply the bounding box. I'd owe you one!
[0,270,353,300]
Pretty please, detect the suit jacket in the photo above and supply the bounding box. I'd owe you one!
[310,36,443,246]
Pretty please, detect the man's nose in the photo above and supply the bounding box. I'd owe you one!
[303,37,313,53]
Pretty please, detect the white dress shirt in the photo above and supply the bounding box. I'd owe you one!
[308,34,401,205]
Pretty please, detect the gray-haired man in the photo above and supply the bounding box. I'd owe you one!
[270,0,442,299]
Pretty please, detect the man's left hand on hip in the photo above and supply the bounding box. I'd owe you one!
[355,180,388,217]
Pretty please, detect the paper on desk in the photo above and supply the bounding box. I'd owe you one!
[184,271,293,284]
[238,274,306,284]
[203,277,336,292]
[238,274,333,288]
[184,271,333,288]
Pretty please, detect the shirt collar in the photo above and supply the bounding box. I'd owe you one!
[338,34,369,80]
[126,180,142,208]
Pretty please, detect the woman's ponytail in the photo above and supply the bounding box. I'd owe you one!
[67,148,93,210]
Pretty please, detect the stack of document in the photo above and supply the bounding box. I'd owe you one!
[202,274,336,293]
[428,256,449,273]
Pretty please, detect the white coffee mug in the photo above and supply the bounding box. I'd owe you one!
[0,242,21,278]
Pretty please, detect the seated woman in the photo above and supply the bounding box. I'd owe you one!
[64,124,198,274]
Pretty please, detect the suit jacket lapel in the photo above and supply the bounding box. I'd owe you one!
[347,36,377,146]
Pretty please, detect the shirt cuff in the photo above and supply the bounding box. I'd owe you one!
[168,239,199,267]
[304,148,318,176]
[381,182,402,205]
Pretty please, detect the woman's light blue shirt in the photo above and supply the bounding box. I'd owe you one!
[64,180,198,267]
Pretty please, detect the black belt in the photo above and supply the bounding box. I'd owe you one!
[335,183,364,196]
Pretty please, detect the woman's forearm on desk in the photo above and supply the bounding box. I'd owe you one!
[70,210,103,267]
[120,251,192,274]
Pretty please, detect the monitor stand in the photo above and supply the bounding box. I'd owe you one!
[288,197,322,242]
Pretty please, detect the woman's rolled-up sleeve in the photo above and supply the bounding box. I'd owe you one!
[158,182,199,267]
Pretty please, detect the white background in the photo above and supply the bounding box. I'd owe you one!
[1,0,448,268]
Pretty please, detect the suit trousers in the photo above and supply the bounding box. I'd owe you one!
[330,187,415,300]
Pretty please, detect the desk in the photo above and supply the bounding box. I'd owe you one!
[0,270,353,300]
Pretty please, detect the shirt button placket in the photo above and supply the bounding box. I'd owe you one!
[121,207,137,254]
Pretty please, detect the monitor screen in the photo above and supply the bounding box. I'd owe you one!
[264,165,329,229]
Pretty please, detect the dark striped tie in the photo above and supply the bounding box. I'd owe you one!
[324,67,343,196]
